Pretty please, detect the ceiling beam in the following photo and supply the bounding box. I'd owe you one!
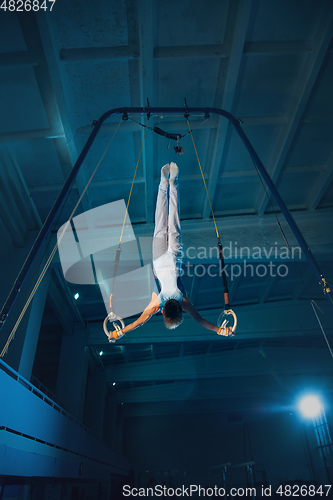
[138,0,155,223]
[154,44,228,59]
[154,40,313,59]
[116,373,333,404]
[256,5,333,215]
[105,346,332,383]
[36,40,316,65]
[0,154,30,247]
[0,50,43,67]
[292,266,315,301]
[243,40,313,55]
[126,0,141,110]
[189,274,199,303]
[202,0,253,218]
[306,149,333,210]
[0,150,42,232]
[29,177,145,193]
[0,114,328,145]
[259,274,278,304]
[86,300,332,346]
[26,169,271,193]
[240,116,287,126]
[122,390,333,417]
[34,12,91,213]
[60,46,139,62]
[0,129,64,143]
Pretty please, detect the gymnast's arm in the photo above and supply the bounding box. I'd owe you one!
[181,295,219,332]
[108,293,159,340]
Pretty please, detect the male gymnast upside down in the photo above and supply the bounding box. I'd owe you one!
[109,162,234,341]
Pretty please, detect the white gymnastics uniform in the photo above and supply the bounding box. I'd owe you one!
[152,178,185,310]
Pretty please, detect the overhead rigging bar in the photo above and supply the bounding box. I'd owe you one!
[1,106,332,331]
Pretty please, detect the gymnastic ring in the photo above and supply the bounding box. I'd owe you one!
[217,309,237,333]
[103,312,125,338]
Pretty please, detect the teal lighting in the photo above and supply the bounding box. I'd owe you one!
[299,395,323,418]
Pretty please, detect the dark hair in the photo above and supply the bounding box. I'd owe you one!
[162,299,183,330]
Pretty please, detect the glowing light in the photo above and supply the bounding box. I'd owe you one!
[299,395,323,418]
[99,351,103,356]
[74,293,79,300]
[113,382,116,386]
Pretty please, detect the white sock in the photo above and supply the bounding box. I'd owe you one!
[161,164,170,185]
[169,162,179,181]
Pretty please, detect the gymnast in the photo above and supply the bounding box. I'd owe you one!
[108,162,234,341]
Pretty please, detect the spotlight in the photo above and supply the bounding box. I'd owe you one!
[99,351,103,356]
[299,395,323,418]
[74,293,79,300]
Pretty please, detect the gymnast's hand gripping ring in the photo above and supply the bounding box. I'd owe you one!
[217,309,237,336]
[103,312,125,343]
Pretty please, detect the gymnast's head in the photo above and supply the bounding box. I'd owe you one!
[162,299,183,330]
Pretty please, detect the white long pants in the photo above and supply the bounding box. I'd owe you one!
[153,180,183,278]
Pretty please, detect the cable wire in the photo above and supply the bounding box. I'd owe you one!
[311,300,333,359]
[119,117,149,245]
[186,118,220,241]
